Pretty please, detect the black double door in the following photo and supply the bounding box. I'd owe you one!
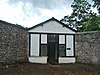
[47,34,59,64]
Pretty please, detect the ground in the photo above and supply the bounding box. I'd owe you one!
[0,63,100,75]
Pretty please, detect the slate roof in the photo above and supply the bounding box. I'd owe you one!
[28,17,77,32]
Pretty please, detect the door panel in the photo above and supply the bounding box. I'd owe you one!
[48,42,55,64]
[47,34,58,64]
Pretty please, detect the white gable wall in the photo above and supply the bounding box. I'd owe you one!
[28,20,75,34]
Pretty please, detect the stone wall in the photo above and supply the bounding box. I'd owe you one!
[0,20,28,65]
[75,31,100,64]
[1,20,100,65]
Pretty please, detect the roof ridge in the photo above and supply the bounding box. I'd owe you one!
[28,17,77,32]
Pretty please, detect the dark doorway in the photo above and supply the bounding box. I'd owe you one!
[47,34,59,64]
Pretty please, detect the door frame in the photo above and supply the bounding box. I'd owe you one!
[47,34,59,64]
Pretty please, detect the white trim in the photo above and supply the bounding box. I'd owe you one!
[29,57,47,63]
[59,57,75,63]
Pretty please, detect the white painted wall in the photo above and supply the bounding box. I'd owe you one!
[29,57,47,63]
[59,35,65,44]
[28,21,75,34]
[31,34,39,56]
[41,34,47,44]
[66,35,74,56]
[59,57,75,63]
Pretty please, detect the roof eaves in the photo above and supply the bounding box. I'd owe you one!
[51,18,77,32]
[28,17,77,32]
[28,17,57,30]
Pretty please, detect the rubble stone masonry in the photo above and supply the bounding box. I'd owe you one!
[75,31,100,64]
[0,20,100,65]
[0,20,28,65]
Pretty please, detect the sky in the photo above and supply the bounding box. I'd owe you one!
[0,0,74,27]
[0,0,97,28]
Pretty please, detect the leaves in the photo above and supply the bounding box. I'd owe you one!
[82,14,100,31]
[61,0,100,32]
[92,0,100,14]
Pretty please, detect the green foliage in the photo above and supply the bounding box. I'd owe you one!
[81,13,100,31]
[61,0,100,32]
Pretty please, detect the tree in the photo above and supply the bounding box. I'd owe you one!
[81,13,100,31]
[61,0,100,31]
[92,0,100,14]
